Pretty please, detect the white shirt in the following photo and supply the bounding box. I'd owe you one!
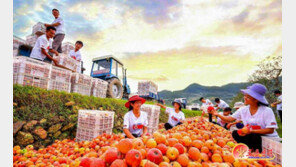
[166,107,185,126]
[217,112,227,127]
[52,17,65,34]
[30,34,53,61]
[231,106,279,137]
[68,50,82,73]
[68,50,82,61]
[202,99,213,107]
[123,111,148,136]
[277,95,282,111]
[217,100,229,110]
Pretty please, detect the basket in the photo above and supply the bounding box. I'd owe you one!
[71,83,91,96]
[13,73,49,89]
[261,136,282,165]
[91,78,108,98]
[54,54,80,72]
[141,104,160,130]
[138,81,158,96]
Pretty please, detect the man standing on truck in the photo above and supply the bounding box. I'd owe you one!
[68,41,83,73]
[30,26,59,64]
[44,9,65,53]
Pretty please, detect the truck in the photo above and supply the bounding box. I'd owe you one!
[90,55,130,99]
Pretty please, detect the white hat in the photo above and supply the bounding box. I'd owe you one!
[234,102,244,109]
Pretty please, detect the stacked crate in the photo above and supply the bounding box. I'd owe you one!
[32,22,46,36]
[71,73,93,96]
[54,54,80,72]
[137,81,158,96]
[141,104,160,134]
[26,35,38,47]
[261,136,282,165]
[48,66,72,92]
[76,110,114,142]
[62,42,75,55]
[13,57,51,89]
[91,78,108,98]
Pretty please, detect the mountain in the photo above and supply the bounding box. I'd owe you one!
[158,82,250,105]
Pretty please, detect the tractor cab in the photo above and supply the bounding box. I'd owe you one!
[91,56,130,99]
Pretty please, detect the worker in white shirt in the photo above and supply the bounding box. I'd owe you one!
[214,98,229,111]
[157,99,185,130]
[210,83,279,152]
[123,95,148,138]
[199,97,214,122]
[30,26,59,64]
[68,41,83,73]
[44,9,65,53]
[272,90,282,122]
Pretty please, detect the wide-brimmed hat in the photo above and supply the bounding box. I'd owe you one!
[125,95,146,108]
[172,99,183,109]
[241,83,268,105]
[234,102,245,109]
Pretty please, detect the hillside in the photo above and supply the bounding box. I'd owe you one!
[158,82,249,104]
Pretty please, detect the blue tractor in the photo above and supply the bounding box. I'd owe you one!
[90,56,131,99]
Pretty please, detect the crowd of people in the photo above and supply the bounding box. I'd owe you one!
[122,83,282,153]
[29,8,83,72]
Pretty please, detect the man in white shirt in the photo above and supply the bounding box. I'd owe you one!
[30,26,59,64]
[200,97,214,122]
[214,98,229,111]
[44,9,65,53]
[68,41,83,73]
[272,90,282,122]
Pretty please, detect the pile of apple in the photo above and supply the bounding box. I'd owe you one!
[13,117,281,167]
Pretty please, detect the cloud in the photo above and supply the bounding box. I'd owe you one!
[232,9,249,23]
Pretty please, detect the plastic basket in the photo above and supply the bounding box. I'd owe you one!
[54,54,80,72]
[71,83,91,96]
[76,128,112,142]
[48,80,71,93]
[50,66,72,82]
[141,104,160,128]
[71,73,93,85]
[261,136,282,165]
[137,81,158,95]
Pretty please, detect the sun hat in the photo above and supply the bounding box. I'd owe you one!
[125,95,146,108]
[241,83,269,105]
[234,102,245,109]
[172,99,183,109]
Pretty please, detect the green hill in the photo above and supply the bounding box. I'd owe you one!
[158,82,249,105]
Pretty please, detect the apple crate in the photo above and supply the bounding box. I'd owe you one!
[141,104,160,127]
[76,128,112,142]
[48,80,71,93]
[13,56,51,78]
[137,81,158,96]
[13,73,49,89]
[32,22,46,36]
[261,136,282,165]
[91,78,108,98]
[71,73,93,85]
[62,42,75,55]
[71,83,91,96]
[54,54,80,72]
[147,126,158,135]
[26,34,38,47]
[78,110,114,129]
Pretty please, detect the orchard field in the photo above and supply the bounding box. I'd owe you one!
[13,85,282,166]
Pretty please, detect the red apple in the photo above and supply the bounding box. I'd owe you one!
[125,149,142,167]
[173,143,185,154]
[90,158,106,167]
[156,144,168,155]
[80,157,92,167]
[105,148,120,164]
[147,148,163,165]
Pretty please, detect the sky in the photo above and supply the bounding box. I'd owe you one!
[13,0,282,93]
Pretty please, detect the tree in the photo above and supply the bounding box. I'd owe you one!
[230,55,282,105]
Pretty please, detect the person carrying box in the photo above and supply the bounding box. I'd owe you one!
[30,26,59,65]
[68,41,83,73]
[44,8,65,53]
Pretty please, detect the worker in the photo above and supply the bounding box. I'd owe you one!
[68,41,83,73]
[157,99,185,130]
[123,95,148,138]
[44,9,65,53]
[272,90,282,122]
[217,107,232,129]
[199,97,214,122]
[30,26,59,64]
[210,83,279,152]
[214,98,229,111]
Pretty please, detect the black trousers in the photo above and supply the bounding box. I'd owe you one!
[232,130,262,152]
[278,110,282,123]
[164,122,182,130]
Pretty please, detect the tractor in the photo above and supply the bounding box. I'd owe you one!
[90,55,130,99]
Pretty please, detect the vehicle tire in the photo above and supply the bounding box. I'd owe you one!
[106,78,123,99]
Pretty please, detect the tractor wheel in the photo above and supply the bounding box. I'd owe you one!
[106,78,123,99]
